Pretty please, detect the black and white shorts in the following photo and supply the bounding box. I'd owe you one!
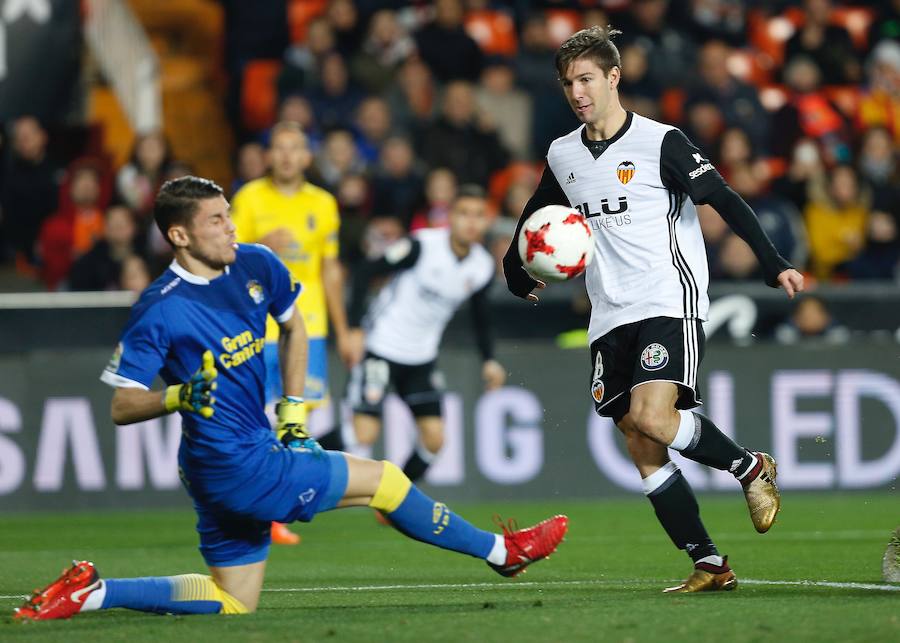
[588,316,704,421]
[347,351,444,418]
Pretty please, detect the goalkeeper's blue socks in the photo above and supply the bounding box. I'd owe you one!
[369,462,506,564]
[81,574,248,614]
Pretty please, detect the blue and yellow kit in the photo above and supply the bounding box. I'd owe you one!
[100,244,347,566]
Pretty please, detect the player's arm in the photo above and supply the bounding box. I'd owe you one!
[347,237,422,329]
[277,304,308,399]
[502,166,568,301]
[322,256,355,366]
[109,350,218,425]
[469,281,506,390]
[660,129,805,298]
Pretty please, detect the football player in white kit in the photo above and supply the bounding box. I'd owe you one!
[320,185,506,488]
[503,26,805,593]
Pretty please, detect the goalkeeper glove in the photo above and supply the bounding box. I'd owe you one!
[275,396,321,453]
[164,350,217,418]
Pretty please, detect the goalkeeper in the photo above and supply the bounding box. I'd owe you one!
[14,176,568,621]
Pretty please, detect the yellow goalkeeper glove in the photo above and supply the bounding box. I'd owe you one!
[164,350,217,418]
[276,396,323,454]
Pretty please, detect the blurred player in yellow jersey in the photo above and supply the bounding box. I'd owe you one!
[231,122,360,544]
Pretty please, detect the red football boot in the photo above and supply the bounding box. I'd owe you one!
[13,561,101,621]
[271,521,301,545]
[489,515,569,578]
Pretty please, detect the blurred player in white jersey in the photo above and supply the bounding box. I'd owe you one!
[320,186,505,491]
[503,26,805,593]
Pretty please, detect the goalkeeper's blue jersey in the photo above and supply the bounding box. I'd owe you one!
[100,244,301,471]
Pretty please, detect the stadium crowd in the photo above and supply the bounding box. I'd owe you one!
[0,0,898,293]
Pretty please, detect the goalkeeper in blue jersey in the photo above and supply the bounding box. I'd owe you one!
[13,176,568,621]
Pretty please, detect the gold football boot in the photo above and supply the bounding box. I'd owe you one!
[742,452,780,533]
[664,557,737,593]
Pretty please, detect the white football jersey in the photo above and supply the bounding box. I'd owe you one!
[546,113,715,342]
[365,227,495,364]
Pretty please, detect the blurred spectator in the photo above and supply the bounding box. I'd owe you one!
[464,0,518,57]
[371,136,424,225]
[675,0,747,46]
[772,138,825,211]
[858,40,900,144]
[410,167,458,231]
[682,98,725,160]
[119,254,151,294]
[116,132,172,222]
[350,9,416,94]
[804,163,870,280]
[414,0,484,82]
[38,159,110,290]
[846,207,900,280]
[263,95,323,151]
[687,40,770,154]
[417,80,510,187]
[618,0,695,91]
[279,16,335,95]
[0,116,60,265]
[232,142,268,195]
[353,96,394,164]
[617,42,662,120]
[68,205,140,291]
[307,52,365,131]
[514,14,578,156]
[475,57,533,160]
[784,0,861,85]
[327,0,365,59]
[858,126,900,211]
[385,57,438,138]
[771,55,852,162]
[868,0,900,51]
[775,295,849,344]
[308,128,366,190]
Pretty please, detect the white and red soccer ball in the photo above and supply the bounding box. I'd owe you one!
[517,205,594,282]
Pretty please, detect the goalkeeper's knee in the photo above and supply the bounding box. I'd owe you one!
[369,461,412,513]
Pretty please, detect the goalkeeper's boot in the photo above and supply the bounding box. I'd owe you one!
[664,556,737,593]
[488,515,569,578]
[14,561,101,621]
[741,452,780,533]
[271,522,301,545]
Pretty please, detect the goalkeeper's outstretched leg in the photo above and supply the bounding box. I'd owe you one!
[14,454,568,621]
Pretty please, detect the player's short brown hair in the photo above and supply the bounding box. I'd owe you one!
[154,175,224,245]
[555,25,622,79]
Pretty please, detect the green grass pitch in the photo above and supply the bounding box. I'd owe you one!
[1,493,897,642]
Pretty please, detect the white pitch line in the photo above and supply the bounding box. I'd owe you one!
[1,577,897,601]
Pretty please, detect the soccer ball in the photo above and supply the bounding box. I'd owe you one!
[517,205,594,282]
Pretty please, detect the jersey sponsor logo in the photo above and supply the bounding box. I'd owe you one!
[219,330,265,368]
[565,172,577,185]
[692,153,706,164]
[641,343,669,371]
[246,280,265,304]
[575,199,630,218]
[107,342,123,373]
[689,162,715,180]
[616,161,635,184]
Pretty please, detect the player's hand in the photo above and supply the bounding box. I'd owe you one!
[259,228,294,256]
[482,359,507,391]
[777,269,805,299]
[276,396,322,453]
[502,253,546,302]
[164,350,217,417]
[338,328,365,368]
